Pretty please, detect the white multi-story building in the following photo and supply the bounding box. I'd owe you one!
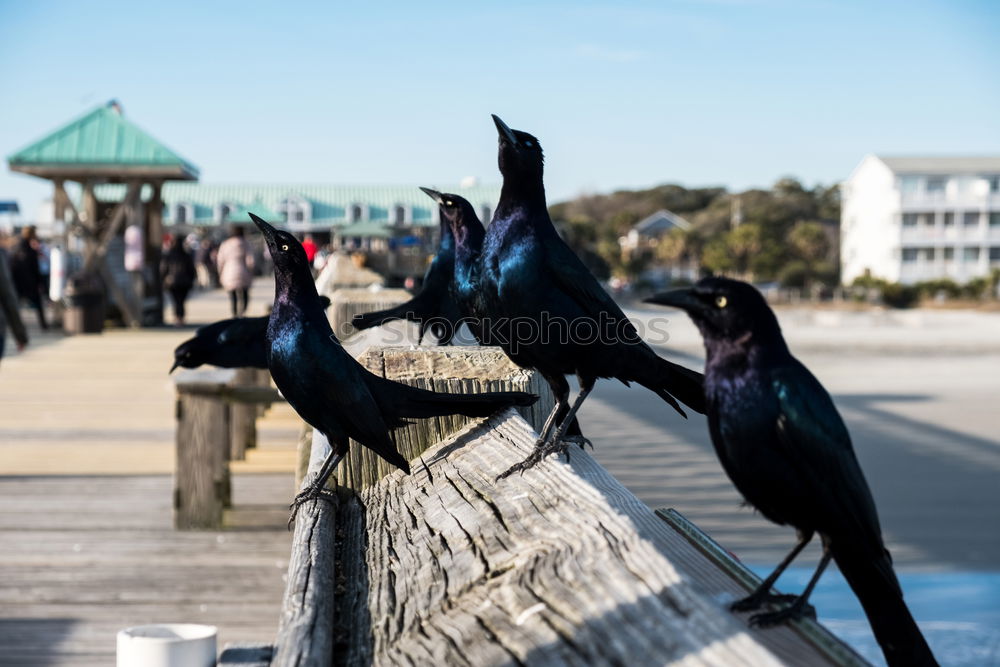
[841,155,1000,284]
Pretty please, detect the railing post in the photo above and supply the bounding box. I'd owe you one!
[229,368,258,461]
[173,369,237,530]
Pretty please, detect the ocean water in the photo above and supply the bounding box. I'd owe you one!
[750,566,1000,666]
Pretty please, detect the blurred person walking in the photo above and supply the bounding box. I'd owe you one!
[194,238,215,289]
[0,240,29,365]
[216,225,254,317]
[161,236,196,326]
[10,226,48,330]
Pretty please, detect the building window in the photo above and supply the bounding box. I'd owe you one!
[990,247,1000,262]
[991,212,1000,226]
[926,177,946,193]
[349,204,365,223]
[964,247,980,262]
[987,175,1000,193]
[216,202,235,223]
[392,205,409,225]
[964,212,980,226]
[944,247,955,261]
[277,196,311,225]
[943,212,954,226]
[921,248,935,261]
[480,205,492,223]
[174,203,193,224]
[899,176,920,192]
[902,248,918,262]
[921,212,935,226]
[902,213,918,227]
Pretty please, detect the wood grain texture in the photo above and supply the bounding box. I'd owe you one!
[174,390,230,529]
[230,368,259,461]
[354,411,847,666]
[333,346,553,493]
[329,287,412,339]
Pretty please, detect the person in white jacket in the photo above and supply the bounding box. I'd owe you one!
[216,226,255,317]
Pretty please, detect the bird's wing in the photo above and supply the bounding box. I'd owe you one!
[217,316,267,346]
[541,234,632,324]
[299,333,408,470]
[770,361,884,546]
[194,319,232,339]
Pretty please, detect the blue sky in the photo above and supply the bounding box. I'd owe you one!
[1,0,998,219]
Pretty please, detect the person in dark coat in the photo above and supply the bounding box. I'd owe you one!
[9,226,48,330]
[0,242,29,365]
[161,237,196,326]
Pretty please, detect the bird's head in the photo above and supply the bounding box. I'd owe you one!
[492,114,544,182]
[420,187,483,245]
[170,337,205,373]
[645,277,782,345]
[250,213,311,282]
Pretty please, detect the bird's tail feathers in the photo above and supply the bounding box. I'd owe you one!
[635,355,706,416]
[832,545,937,666]
[388,383,537,420]
[351,302,417,331]
[351,292,439,332]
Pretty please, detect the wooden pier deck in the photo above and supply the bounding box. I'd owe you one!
[0,283,298,666]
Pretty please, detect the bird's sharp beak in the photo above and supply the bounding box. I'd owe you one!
[492,114,518,146]
[419,187,444,205]
[249,212,276,243]
[645,288,702,312]
[169,359,180,374]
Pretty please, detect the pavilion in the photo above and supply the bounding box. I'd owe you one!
[7,100,199,326]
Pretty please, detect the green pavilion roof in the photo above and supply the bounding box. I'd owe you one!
[7,101,199,181]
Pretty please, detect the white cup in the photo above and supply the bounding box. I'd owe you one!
[117,623,217,667]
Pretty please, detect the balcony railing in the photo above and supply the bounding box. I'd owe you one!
[900,191,1000,209]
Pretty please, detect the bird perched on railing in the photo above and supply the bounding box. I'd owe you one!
[351,188,464,345]
[481,115,705,477]
[170,297,330,372]
[248,213,537,524]
[422,186,588,444]
[646,277,937,667]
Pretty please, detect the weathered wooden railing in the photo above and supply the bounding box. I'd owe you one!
[219,346,869,667]
[172,367,280,529]
[174,293,866,665]
[328,287,413,339]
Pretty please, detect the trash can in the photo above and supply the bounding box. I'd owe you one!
[63,273,105,334]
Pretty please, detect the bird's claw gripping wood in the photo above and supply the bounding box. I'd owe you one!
[747,598,818,628]
[286,486,338,530]
[496,434,571,480]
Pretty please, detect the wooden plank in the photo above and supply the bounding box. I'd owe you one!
[329,286,411,338]
[230,368,259,461]
[174,389,230,529]
[655,508,869,666]
[354,411,844,666]
[271,443,344,667]
[0,474,292,667]
[332,346,554,493]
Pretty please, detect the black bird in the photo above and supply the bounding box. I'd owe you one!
[482,115,705,476]
[248,213,537,521]
[170,297,331,372]
[351,188,464,344]
[425,186,588,443]
[646,277,937,667]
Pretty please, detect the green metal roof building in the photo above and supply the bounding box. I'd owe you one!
[92,182,500,232]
